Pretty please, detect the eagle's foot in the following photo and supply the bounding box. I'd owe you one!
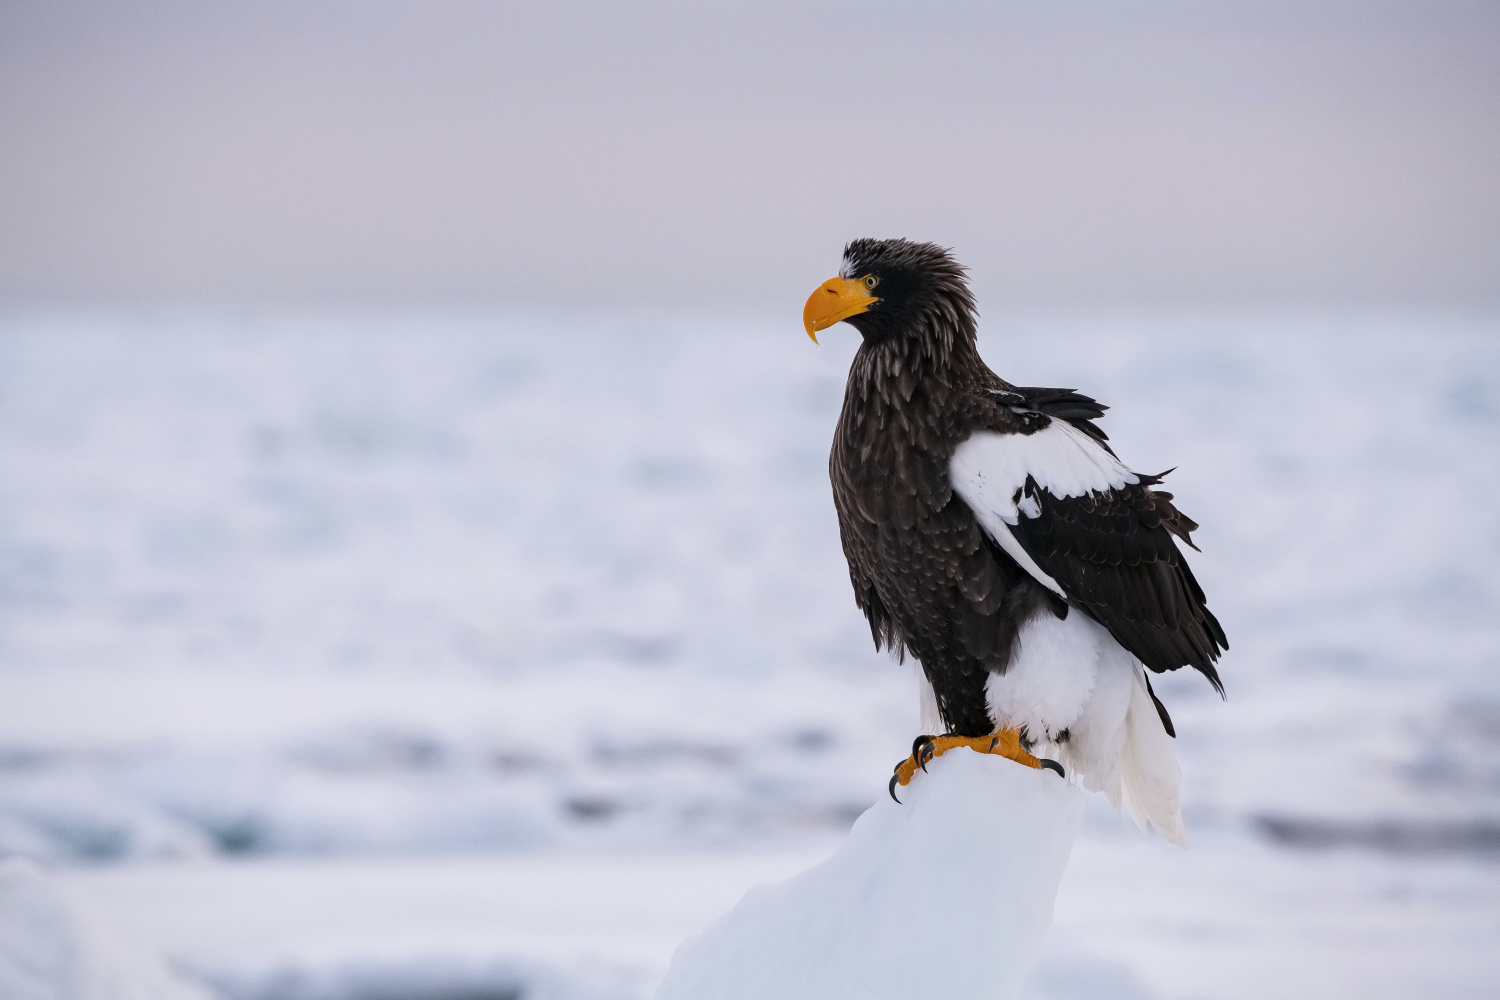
[888,728,1056,802]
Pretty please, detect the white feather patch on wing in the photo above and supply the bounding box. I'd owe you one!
[952,421,1139,517]
[949,421,1139,597]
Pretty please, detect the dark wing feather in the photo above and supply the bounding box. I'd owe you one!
[992,387,1115,453]
[1009,471,1228,694]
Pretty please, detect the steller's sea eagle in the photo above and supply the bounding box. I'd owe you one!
[804,238,1226,845]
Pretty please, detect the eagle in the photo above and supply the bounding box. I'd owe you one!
[803,238,1226,845]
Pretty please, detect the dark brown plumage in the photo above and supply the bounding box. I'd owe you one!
[822,238,1226,739]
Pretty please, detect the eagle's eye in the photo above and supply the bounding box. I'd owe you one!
[863,275,880,290]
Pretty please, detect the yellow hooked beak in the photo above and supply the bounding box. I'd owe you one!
[802,276,878,344]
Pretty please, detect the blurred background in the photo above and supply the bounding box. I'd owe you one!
[1,2,1498,999]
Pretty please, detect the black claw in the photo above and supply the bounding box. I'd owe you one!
[888,774,903,803]
[1039,758,1066,778]
[911,734,935,772]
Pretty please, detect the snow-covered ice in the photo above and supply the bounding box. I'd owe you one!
[655,750,1084,1000]
[0,857,210,1000]
[1,305,1498,998]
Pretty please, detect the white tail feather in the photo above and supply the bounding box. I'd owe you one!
[917,668,945,734]
[1115,667,1186,847]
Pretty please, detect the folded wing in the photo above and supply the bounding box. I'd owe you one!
[950,390,1227,692]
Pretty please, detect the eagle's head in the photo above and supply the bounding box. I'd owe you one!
[802,238,976,349]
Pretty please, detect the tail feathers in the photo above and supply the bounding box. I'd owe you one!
[1014,648,1187,848]
[1113,667,1186,847]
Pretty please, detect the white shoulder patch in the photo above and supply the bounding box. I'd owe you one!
[949,420,1138,597]
[950,421,1137,522]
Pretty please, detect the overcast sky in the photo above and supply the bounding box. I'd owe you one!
[2,0,1497,309]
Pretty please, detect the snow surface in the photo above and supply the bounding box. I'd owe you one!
[655,749,1085,1000]
[1,305,1498,998]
